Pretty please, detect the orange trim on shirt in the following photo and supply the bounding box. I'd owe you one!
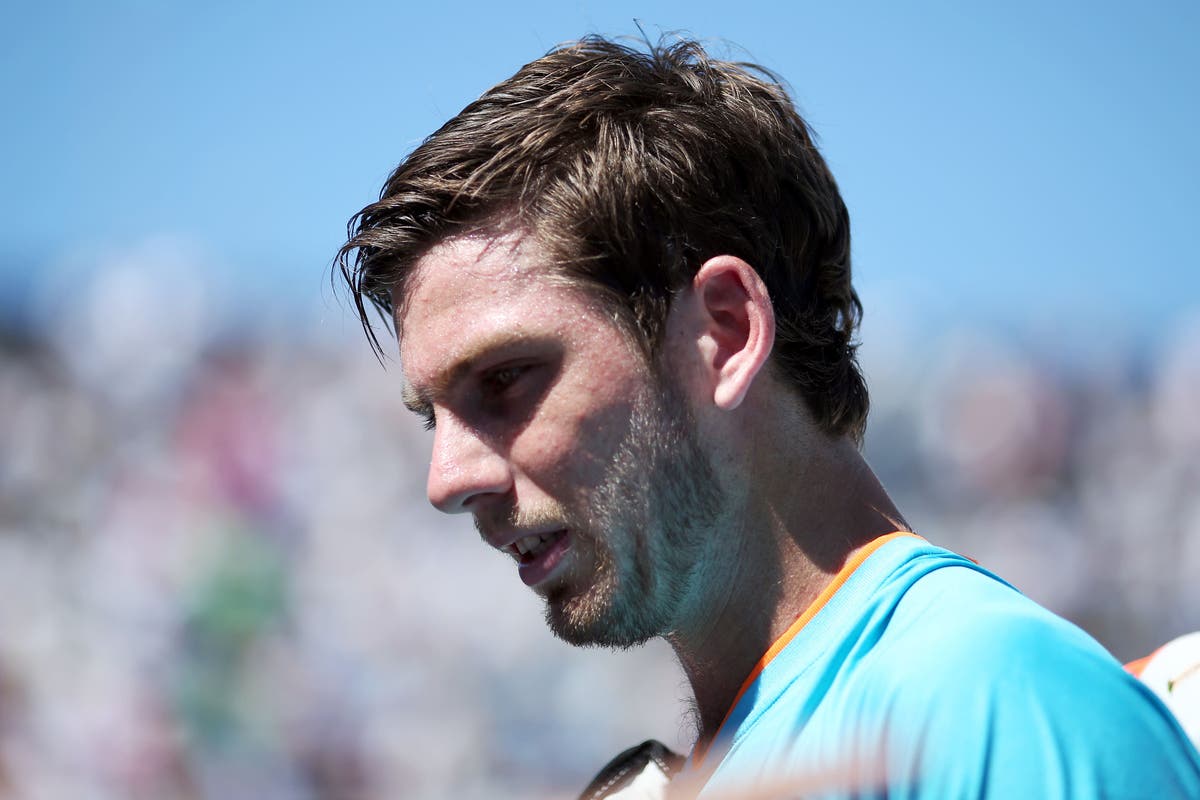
[1125,647,1163,678]
[692,530,921,769]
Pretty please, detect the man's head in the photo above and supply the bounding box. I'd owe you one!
[395,232,729,647]
[337,35,868,443]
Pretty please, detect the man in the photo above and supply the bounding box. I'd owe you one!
[336,36,1200,798]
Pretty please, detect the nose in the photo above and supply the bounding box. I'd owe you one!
[426,414,512,514]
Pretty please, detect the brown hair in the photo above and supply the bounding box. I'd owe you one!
[336,35,869,442]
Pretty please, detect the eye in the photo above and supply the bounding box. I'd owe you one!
[481,364,530,397]
[405,398,437,431]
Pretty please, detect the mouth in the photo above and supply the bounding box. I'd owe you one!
[505,528,570,587]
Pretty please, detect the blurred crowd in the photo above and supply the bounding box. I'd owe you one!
[0,251,1197,798]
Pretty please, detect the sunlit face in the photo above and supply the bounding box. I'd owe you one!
[398,231,723,646]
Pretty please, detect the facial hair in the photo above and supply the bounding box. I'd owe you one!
[544,375,726,649]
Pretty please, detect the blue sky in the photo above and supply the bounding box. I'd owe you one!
[2,1,1197,345]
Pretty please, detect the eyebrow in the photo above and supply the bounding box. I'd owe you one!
[401,383,428,415]
[401,331,551,415]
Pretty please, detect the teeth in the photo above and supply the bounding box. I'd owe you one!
[513,531,553,557]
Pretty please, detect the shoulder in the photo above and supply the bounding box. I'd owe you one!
[850,562,1200,797]
[873,559,1108,682]
[698,552,1200,798]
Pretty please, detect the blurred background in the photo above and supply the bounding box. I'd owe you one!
[1,1,1197,797]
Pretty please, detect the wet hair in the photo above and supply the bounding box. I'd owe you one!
[336,35,868,442]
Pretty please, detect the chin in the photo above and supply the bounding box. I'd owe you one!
[543,579,661,650]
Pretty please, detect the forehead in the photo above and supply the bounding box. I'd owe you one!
[397,232,546,337]
[396,231,627,384]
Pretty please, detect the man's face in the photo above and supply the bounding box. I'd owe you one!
[398,232,723,647]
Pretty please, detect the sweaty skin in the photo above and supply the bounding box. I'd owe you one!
[398,230,909,751]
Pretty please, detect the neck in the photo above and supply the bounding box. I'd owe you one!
[666,425,907,756]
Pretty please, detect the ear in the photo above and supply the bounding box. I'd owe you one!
[688,255,776,410]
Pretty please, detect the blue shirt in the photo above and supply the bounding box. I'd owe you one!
[688,534,1200,798]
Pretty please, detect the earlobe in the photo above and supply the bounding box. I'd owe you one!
[692,256,776,410]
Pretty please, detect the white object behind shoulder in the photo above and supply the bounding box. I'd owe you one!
[1136,631,1200,747]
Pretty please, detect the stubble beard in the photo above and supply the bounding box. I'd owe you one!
[544,377,725,649]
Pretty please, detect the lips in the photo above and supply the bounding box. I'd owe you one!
[493,528,570,587]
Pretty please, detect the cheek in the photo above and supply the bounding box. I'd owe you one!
[513,390,638,502]
[510,327,649,501]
